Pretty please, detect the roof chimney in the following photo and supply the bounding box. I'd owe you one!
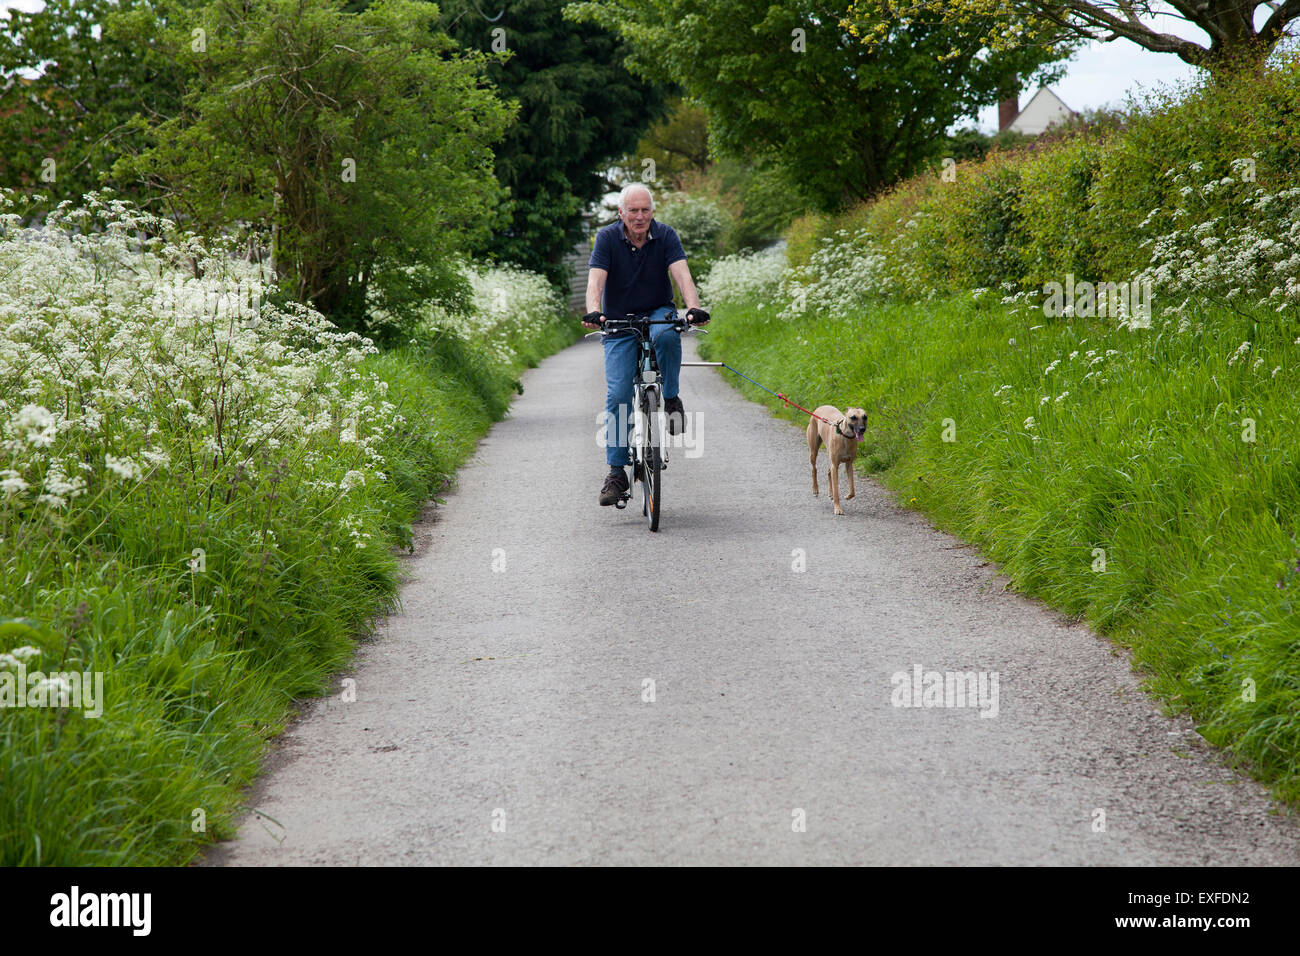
[998,73,1019,132]
[999,95,1019,132]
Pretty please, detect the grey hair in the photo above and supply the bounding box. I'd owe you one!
[618,183,654,212]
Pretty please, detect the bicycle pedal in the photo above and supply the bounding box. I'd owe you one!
[614,496,628,509]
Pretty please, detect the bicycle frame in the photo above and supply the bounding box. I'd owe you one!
[588,311,707,529]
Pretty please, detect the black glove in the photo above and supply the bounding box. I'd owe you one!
[686,307,710,326]
[582,311,605,329]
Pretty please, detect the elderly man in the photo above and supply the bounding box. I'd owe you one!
[583,183,709,506]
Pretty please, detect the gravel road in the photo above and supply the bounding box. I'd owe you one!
[206,334,1300,865]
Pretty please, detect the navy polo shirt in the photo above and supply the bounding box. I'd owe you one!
[588,218,686,319]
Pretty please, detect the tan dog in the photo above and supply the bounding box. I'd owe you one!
[807,406,867,515]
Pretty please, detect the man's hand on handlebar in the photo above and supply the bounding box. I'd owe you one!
[582,311,605,330]
[686,307,710,326]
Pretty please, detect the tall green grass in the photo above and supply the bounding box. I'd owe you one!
[701,296,1300,803]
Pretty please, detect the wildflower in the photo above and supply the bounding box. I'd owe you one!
[0,470,28,496]
[42,467,86,502]
[12,405,57,448]
[104,454,142,480]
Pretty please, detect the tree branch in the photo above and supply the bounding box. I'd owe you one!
[1260,0,1300,45]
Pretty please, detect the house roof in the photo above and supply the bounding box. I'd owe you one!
[1008,87,1078,135]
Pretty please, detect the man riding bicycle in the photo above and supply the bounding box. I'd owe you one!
[584,183,709,506]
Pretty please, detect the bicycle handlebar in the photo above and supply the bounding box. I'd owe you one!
[582,312,710,341]
[602,317,684,328]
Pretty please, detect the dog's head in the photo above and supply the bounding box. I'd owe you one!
[841,407,867,441]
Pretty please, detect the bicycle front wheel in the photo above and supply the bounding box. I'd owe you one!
[640,394,662,532]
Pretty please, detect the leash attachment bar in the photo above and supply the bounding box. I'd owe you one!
[716,363,844,434]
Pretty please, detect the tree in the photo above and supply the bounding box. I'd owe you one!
[111,0,514,337]
[432,0,670,283]
[566,0,1075,211]
[618,96,711,190]
[844,0,1300,73]
[0,0,197,208]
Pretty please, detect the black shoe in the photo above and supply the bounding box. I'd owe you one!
[665,395,685,435]
[599,468,629,506]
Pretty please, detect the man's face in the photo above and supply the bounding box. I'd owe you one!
[620,192,652,240]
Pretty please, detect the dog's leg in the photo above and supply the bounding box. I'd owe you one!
[808,420,821,496]
[847,457,856,500]
[830,459,844,515]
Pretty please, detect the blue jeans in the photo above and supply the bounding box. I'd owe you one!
[603,305,681,467]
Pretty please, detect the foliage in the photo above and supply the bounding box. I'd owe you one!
[110,0,513,340]
[0,0,196,209]
[1135,164,1300,319]
[1015,135,1106,286]
[565,0,1072,211]
[434,0,670,284]
[845,0,1300,72]
[1089,54,1300,278]
[654,191,731,260]
[698,247,786,306]
[768,52,1300,306]
[710,156,810,253]
[417,260,569,365]
[614,96,711,190]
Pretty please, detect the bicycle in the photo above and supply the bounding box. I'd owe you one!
[587,310,709,531]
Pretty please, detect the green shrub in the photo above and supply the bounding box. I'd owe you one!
[656,191,732,258]
[1017,134,1107,287]
[1091,52,1300,278]
[936,152,1028,290]
[782,211,826,269]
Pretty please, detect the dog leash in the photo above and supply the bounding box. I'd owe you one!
[712,362,847,435]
